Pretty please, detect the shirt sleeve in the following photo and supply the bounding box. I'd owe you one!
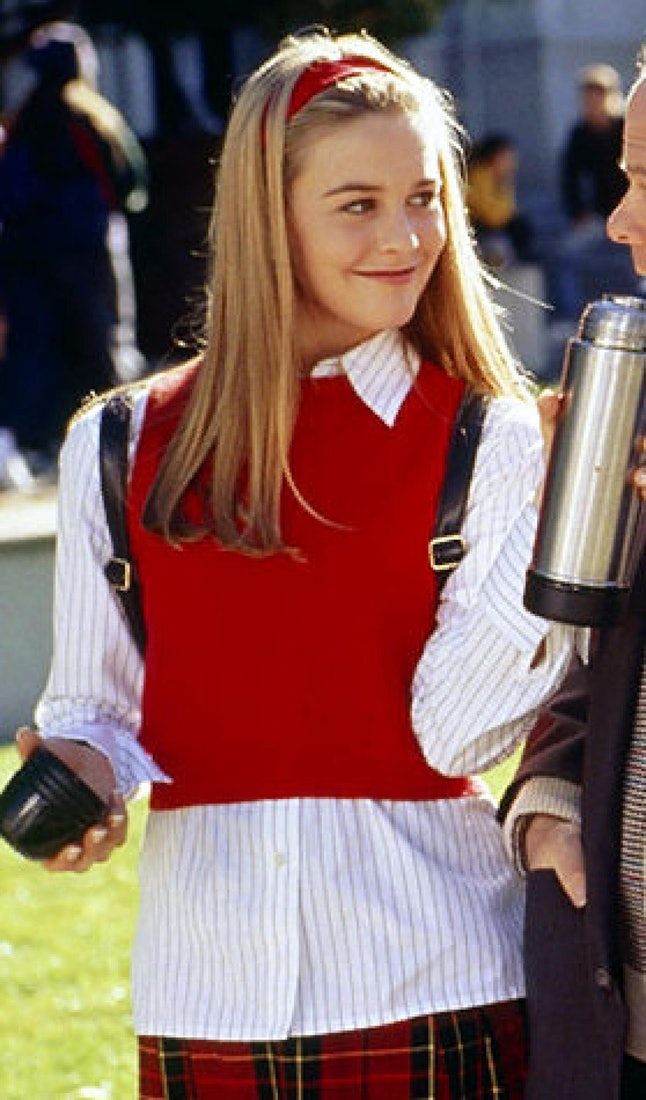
[34,395,170,796]
[411,395,581,775]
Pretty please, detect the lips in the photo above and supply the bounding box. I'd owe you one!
[355,267,418,284]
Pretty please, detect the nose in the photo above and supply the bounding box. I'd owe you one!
[607,198,628,244]
[380,209,420,253]
[607,193,644,245]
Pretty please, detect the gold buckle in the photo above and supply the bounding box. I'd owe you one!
[428,534,466,571]
[107,556,132,592]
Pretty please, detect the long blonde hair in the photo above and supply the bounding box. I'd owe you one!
[146,29,528,552]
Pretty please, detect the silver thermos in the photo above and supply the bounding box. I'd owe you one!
[524,295,646,627]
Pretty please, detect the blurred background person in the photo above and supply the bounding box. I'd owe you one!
[561,63,626,231]
[0,20,148,488]
[466,132,536,271]
[466,130,547,382]
[555,62,638,318]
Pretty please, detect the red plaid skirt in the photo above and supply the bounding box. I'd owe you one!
[138,999,527,1099]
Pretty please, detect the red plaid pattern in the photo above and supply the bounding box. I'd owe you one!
[138,999,527,1099]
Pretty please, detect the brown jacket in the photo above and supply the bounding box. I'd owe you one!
[500,535,645,1100]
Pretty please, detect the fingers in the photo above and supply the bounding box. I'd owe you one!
[12,729,126,874]
[44,738,116,805]
[633,435,646,501]
[43,793,128,875]
[15,726,42,762]
[534,392,566,509]
[537,389,562,424]
[537,390,566,449]
[523,813,587,908]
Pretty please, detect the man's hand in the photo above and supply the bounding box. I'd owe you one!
[16,728,128,873]
[523,812,587,908]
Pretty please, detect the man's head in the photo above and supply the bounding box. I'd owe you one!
[607,51,646,275]
[578,63,623,126]
[27,22,98,88]
[469,133,518,183]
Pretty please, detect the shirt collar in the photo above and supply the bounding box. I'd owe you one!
[310,330,420,428]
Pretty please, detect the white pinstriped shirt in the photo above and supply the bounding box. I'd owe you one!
[36,329,578,1040]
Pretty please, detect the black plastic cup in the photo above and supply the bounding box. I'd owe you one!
[0,745,110,860]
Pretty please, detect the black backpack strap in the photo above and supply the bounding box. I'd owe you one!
[98,387,484,642]
[429,390,489,594]
[99,393,146,656]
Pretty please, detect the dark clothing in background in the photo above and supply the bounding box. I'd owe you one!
[0,75,147,455]
[561,117,627,221]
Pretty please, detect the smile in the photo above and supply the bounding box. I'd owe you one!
[355,267,418,284]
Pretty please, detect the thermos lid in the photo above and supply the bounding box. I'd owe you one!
[579,294,646,351]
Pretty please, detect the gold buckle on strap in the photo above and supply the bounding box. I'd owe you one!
[105,556,132,592]
[428,534,466,572]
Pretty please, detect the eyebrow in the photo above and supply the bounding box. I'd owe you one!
[322,177,440,198]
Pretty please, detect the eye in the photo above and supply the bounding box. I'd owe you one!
[408,187,440,208]
[341,197,376,215]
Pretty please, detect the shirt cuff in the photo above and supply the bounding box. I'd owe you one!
[502,776,582,873]
[42,723,171,797]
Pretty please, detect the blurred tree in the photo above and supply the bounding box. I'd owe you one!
[79,1,241,34]
[242,0,450,44]
[0,1,76,60]
[78,0,451,129]
[78,0,449,44]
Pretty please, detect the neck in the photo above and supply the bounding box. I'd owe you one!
[295,316,386,375]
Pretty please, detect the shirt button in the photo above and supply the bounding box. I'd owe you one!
[594,966,613,991]
[274,852,286,868]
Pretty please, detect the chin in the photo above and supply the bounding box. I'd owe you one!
[384,302,420,330]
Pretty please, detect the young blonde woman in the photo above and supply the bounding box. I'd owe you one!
[18,28,577,1100]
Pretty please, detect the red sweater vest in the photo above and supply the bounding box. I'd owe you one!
[128,360,478,809]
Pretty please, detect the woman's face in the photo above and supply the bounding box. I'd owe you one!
[288,109,447,366]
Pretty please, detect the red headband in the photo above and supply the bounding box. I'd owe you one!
[286,55,394,119]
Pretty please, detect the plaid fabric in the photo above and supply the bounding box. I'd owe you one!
[138,999,527,1099]
[619,656,646,972]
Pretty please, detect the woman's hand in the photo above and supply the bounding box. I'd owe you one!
[536,389,563,457]
[15,728,128,873]
[634,436,646,501]
[534,390,564,507]
[523,812,586,908]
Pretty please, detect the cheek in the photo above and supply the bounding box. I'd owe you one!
[422,208,448,263]
[307,226,369,289]
[289,219,325,297]
[288,196,332,287]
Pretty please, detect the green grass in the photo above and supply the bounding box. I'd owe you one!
[483,748,521,803]
[0,742,521,1099]
[0,744,147,1100]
